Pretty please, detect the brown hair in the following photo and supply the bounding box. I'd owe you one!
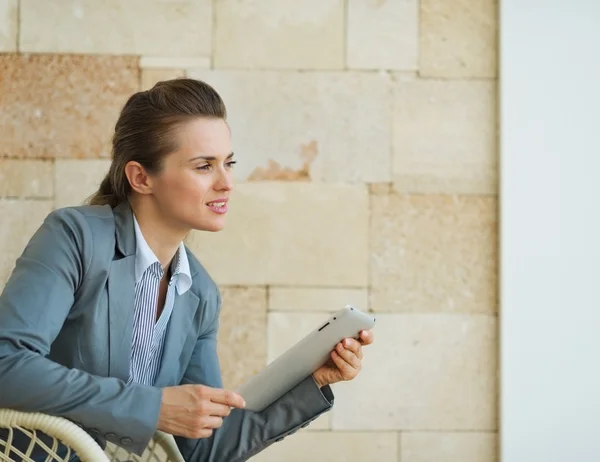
[88,78,227,208]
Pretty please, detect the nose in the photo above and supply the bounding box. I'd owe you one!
[215,168,234,192]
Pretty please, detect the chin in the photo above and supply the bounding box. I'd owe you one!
[192,219,227,233]
[204,224,225,233]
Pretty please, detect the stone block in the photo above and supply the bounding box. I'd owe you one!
[20,0,212,57]
[251,431,398,461]
[393,77,497,195]
[214,0,344,69]
[347,0,418,70]
[370,194,497,314]
[0,0,17,51]
[139,57,210,70]
[0,55,139,159]
[420,0,498,78]
[141,69,185,91]
[269,288,369,313]
[217,286,267,390]
[401,432,497,462]
[185,183,369,286]
[331,313,497,431]
[54,160,111,209]
[188,70,393,183]
[369,183,393,195]
[0,159,54,198]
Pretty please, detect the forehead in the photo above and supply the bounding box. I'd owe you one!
[172,117,232,161]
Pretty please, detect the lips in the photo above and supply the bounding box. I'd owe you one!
[206,198,228,214]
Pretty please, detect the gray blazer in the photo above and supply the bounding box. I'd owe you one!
[0,202,333,461]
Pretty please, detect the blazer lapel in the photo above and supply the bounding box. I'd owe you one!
[153,288,200,387]
[107,202,137,381]
[107,255,136,381]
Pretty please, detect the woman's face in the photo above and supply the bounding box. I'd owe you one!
[149,117,235,233]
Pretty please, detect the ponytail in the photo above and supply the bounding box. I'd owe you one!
[87,169,126,208]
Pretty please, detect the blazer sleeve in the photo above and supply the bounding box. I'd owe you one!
[174,289,334,462]
[0,208,162,455]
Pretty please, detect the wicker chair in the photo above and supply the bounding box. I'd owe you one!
[0,409,185,462]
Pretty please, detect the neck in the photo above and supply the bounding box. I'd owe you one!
[129,197,189,269]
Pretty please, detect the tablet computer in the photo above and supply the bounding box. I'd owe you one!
[235,305,376,412]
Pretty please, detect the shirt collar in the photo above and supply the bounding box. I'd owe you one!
[133,214,192,295]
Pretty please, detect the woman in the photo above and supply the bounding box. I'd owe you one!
[0,78,373,461]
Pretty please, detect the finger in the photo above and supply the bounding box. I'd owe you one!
[206,388,246,409]
[330,350,357,378]
[359,329,374,345]
[342,338,363,359]
[199,415,224,430]
[191,428,214,439]
[202,401,232,418]
[335,342,362,370]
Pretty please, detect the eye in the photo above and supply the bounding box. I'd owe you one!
[226,160,237,169]
[196,164,211,171]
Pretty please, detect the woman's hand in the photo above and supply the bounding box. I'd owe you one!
[157,384,246,439]
[312,329,374,388]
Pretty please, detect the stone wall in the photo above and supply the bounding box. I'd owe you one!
[0,1,498,461]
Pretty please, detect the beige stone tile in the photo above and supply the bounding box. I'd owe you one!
[214,0,344,70]
[304,413,330,431]
[369,183,393,195]
[269,288,368,313]
[393,78,497,195]
[0,159,54,198]
[401,432,497,462]
[331,313,497,431]
[141,69,185,91]
[0,199,53,286]
[252,431,398,462]
[0,55,139,159]
[420,0,498,78]
[185,183,369,286]
[54,160,111,209]
[19,0,211,57]
[347,0,418,70]
[188,70,393,183]
[139,57,211,70]
[217,287,267,390]
[0,0,17,51]
[370,194,497,314]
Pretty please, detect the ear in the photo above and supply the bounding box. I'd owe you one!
[124,161,154,195]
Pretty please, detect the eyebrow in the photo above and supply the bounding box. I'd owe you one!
[188,152,235,162]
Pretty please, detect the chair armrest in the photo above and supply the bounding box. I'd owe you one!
[0,408,109,461]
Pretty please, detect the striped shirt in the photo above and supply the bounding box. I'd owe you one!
[127,215,192,386]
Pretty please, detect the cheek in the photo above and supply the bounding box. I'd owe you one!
[159,173,210,204]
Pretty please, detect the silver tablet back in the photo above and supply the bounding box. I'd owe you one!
[236,305,376,412]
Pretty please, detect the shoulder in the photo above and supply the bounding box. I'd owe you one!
[41,204,117,253]
[45,204,115,230]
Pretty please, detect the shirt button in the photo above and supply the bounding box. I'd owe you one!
[121,437,133,445]
[105,433,117,440]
